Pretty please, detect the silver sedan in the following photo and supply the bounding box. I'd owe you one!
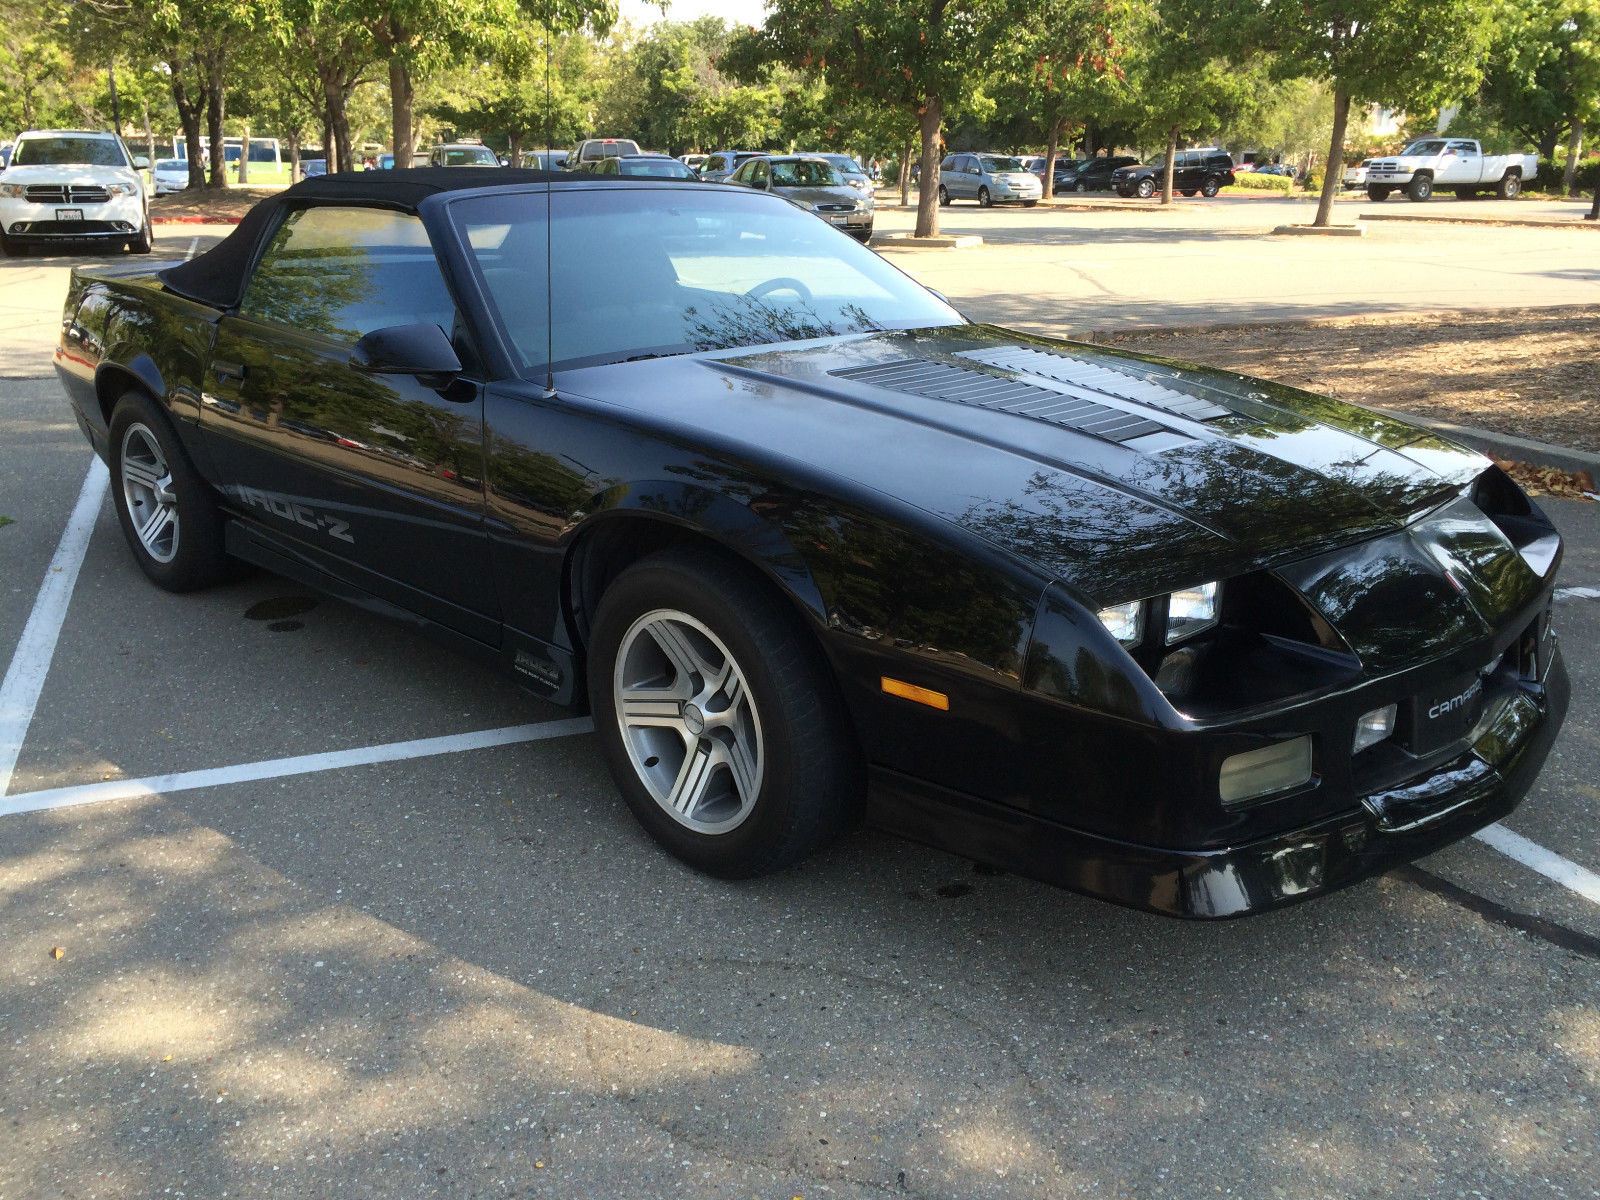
[725,155,875,242]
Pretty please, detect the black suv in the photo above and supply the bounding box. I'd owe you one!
[1113,148,1236,198]
[1048,154,1138,192]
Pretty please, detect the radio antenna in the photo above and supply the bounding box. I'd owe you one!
[543,14,555,395]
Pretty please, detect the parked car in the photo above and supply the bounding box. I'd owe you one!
[56,169,1569,919]
[523,150,570,171]
[1052,154,1139,192]
[591,154,699,180]
[936,152,1043,206]
[410,152,429,168]
[1114,148,1236,198]
[568,138,643,171]
[0,144,11,169]
[301,158,328,179]
[1030,156,1090,192]
[680,153,707,172]
[152,157,193,195]
[0,128,151,256]
[429,143,500,168]
[376,153,395,170]
[1253,163,1297,179]
[1365,138,1537,201]
[1342,159,1372,189]
[808,153,874,195]
[698,150,765,183]
[726,154,874,241]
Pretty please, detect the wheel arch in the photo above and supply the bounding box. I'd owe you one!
[93,354,166,427]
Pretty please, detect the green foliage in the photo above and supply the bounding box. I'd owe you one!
[1534,153,1600,190]
[1224,171,1295,190]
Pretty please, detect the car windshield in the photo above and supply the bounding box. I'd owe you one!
[156,159,184,170]
[443,147,497,166]
[821,155,864,174]
[620,159,695,178]
[769,159,840,187]
[12,136,126,167]
[1402,140,1447,155]
[454,187,961,372]
[978,156,1024,172]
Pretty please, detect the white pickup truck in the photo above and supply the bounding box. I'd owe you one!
[1365,137,1537,202]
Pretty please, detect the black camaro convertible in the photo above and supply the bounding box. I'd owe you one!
[54,170,1568,917]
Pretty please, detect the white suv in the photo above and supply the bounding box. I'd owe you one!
[0,129,151,256]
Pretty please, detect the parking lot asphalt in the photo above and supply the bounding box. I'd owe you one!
[2,225,1598,1199]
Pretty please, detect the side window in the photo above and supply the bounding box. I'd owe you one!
[940,155,955,171]
[239,207,456,344]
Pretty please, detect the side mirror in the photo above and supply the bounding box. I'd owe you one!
[134,156,150,169]
[350,323,462,385]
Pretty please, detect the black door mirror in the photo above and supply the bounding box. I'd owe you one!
[350,323,462,384]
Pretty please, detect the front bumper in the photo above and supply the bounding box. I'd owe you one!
[1,194,145,241]
[868,645,1568,919]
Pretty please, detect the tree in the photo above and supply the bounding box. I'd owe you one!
[1255,0,1500,225]
[734,0,1021,238]
[1005,0,1146,198]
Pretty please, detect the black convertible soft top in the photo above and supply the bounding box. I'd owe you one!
[158,168,632,309]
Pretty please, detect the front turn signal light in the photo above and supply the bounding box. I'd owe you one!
[1353,704,1397,754]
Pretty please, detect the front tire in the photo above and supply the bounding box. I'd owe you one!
[1366,185,1392,201]
[852,223,873,243]
[0,231,19,257]
[588,549,863,879]
[108,390,230,591]
[978,186,992,207]
[1022,198,1038,207]
[1406,174,1433,202]
[1135,177,1156,198]
[128,219,153,253]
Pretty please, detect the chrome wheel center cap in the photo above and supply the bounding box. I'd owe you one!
[682,703,707,735]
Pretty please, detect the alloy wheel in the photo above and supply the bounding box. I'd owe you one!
[613,609,764,834]
[120,422,179,563]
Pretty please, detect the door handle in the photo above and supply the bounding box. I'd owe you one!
[213,360,246,383]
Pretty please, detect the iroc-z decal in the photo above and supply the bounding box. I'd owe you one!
[228,485,354,544]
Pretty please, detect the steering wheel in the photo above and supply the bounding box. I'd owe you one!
[745,276,814,304]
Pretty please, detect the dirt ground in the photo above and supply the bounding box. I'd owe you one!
[150,187,277,220]
[1106,306,1600,454]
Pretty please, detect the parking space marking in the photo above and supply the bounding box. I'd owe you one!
[0,717,593,818]
[1555,585,1600,603]
[0,459,108,796]
[1475,822,1600,906]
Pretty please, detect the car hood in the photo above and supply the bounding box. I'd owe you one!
[558,324,1490,606]
[774,184,865,205]
[0,162,139,186]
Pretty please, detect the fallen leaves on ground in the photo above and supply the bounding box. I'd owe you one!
[1495,458,1597,501]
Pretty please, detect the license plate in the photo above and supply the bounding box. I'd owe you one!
[56,208,84,221]
[828,216,847,224]
[1411,671,1487,754]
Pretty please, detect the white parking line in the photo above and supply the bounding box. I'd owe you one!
[1475,823,1600,906]
[0,717,594,817]
[0,459,108,796]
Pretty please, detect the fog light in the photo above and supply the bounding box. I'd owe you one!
[1219,736,1313,805]
[9,223,25,234]
[1353,703,1397,754]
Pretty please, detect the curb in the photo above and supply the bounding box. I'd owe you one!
[876,233,983,249]
[152,215,243,226]
[1368,406,1600,476]
[1272,223,1365,236]
[1361,211,1600,231]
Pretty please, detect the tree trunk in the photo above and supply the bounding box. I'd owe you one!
[321,110,333,168]
[1043,114,1065,200]
[390,56,415,167]
[205,53,227,189]
[1161,124,1178,204]
[238,121,250,184]
[914,97,944,238]
[170,65,206,189]
[289,132,300,182]
[898,134,913,206]
[1313,86,1352,227]
[1563,118,1584,196]
[324,75,352,173]
[141,99,155,180]
[508,132,522,167]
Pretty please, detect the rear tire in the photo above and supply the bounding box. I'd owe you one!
[1406,174,1433,202]
[588,548,863,879]
[1180,189,1197,197]
[1366,185,1392,201]
[937,185,950,206]
[1497,171,1521,200]
[1200,176,1221,197]
[108,389,231,592]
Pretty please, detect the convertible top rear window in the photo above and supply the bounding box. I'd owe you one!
[453,187,959,372]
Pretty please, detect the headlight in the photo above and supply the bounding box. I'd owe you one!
[106,183,137,196]
[1097,601,1143,646]
[1166,582,1220,643]
[0,183,23,198]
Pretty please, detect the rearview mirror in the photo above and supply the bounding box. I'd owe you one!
[350,323,462,384]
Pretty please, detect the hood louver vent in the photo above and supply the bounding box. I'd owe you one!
[958,346,1232,424]
[832,358,1180,447]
